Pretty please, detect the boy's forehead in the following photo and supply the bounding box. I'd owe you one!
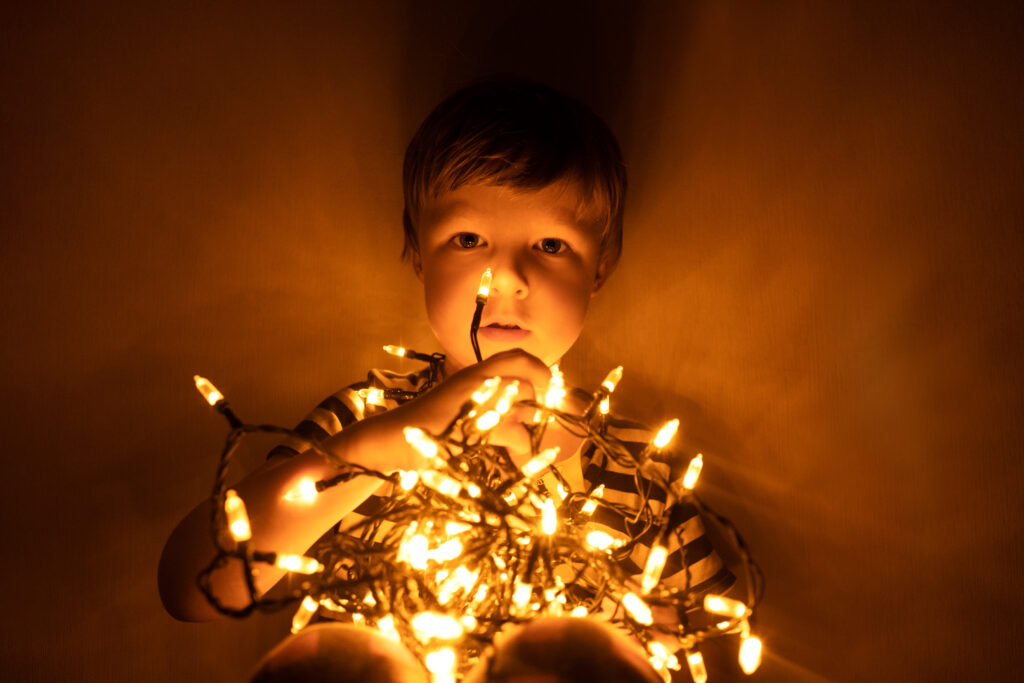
[422,183,600,238]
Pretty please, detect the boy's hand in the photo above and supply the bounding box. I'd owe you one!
[343,349,585,472]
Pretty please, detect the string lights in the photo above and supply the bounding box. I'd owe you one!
[191,269,765,682]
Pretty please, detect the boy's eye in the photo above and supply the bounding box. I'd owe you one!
[537,238,567,254]
[452,232,482,249]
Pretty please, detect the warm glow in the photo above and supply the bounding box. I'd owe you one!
[193,375,224,406]
[703,594,749,619]
[687,651,708,683]
[223,489,251,542]
[521,447,559,478]
[494,380,520,414]
[641,543,668,594]
[360,387,386,406]
[376,614,400,641]
[540,497,557,535]
[424,647,457,679]
[599,395,610,415]
[475,410,501,431]
[398,470,419,490]
[653,419,679,449]
[739,634,763,675]
[477,268,493,299]
[428,538,464,563]
[275,554,324,574]
[420,470,462,498]
[399,533,429,569]
[682,453,704,490]
[282,477,318,504]
[585,530,615,550]
[513,582,533,607]
[601,366,623,393]
[471,377,501,405]
[411,612,464,641]
[622,592,653,625]
[570,605,588,617]
[544,364,566,409]
[383,344,407,357]
[404,427,439,461]
[290,595,318,633]
[580,484,605,516]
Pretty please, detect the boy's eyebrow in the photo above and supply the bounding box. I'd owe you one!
[431,201,593,238]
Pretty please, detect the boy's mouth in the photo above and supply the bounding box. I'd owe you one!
[485,323,521,329]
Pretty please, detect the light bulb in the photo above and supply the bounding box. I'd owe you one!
[223,489,251,542]
[494,380,520,414]
[424,647,457,679]
[687,651,708,683]
[359,387,386,406]
[703,594,749,619]
[585,530,615,550]
[641,543,668,594]
[282,477,318,504]
[290,595,318,633]
[475,409,501,431]
[477,268,492,300]
[420,470,461,498]
[570,605,588,617]
[580,484,605,516]
[471,377,501,405]
[601,366,623,393]
[682,453,703,490]
[403,427,439,461]
[399,533,429,569]
[428,538,464,563]
[193,375,224,406]
[544,364,567,409]
[521,447,559,478]
[540,497,557,535]
[275,554,324,574]
[739,634,763,675]
[622,592,653,625]
[398,470,419,490]
[376,614,400,641]
[411,612,464,641]
[383,344,407,357]
[599,395,610,415]
[653,419,679,449]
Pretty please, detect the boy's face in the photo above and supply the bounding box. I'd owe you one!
[412,183,611,373]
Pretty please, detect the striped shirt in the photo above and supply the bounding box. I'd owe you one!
[269,366,734,599]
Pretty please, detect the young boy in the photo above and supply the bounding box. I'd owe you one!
[159,78,732,628]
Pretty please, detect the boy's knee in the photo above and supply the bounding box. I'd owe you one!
[464,617,662,683]
[249,623,429,683]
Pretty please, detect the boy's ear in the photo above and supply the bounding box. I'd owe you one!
[411,248,424,282]
[590,255,616,297]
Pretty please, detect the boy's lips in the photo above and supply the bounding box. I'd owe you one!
[479,321,531,342]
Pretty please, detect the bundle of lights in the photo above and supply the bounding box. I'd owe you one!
[193,271,764,683]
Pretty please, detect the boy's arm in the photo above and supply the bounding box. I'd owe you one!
[158,349,556,622]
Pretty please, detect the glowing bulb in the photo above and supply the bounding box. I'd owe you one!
[471,377,501,405]
[360,387,386,406]
[641,543,668,594]
[275,554,324,574]
[476,268,493,300]
[555,483,568,501]
[653,419,679,449]
[403,427,439,461]
[290,595,318,633]
[428,538,464,563]
[223,489,251,542]
[399,533,429,569]
[193,375,224,406]
[424,647,457,678]
[420,470,461,498]
[648,641,680,671]
[682,453,704,490]
[585,530,615,550]
[513,582,533,608]
[521,447,559,478]
[601,366,623,392]
[445,521,471,535]
[494,381,520,414]
[376,614,400,641]
[544,364,566,409]
[383,344,407,357]
[540,497,557,535]
[739,634,763,675]
[283,477,318,504]
[621,592,653,625]
[599,396,610,415]
[580,485,605,516]
[475,410,500,431]
[411,612,464,641]
[703,594,749,619]
[570,605,588,617]
[398,470,419,490]
[465,482,482,498]
[686,651,708,683]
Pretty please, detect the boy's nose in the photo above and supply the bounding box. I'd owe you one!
[490,262,529,300]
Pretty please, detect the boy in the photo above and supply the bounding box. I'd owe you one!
[159,78,732,629]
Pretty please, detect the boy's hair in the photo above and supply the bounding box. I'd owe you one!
[402,78,626,267]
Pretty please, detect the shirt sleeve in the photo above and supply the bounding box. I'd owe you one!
[580,417,735,598]
[266,381,371,459]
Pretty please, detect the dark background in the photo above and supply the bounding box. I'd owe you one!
[2,1,1022,681]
